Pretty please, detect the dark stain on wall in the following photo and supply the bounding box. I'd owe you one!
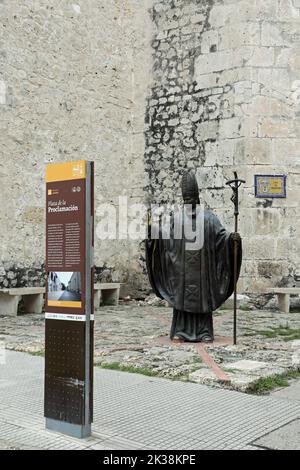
[145,0,220,203]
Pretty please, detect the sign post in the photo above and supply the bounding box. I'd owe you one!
[45,160,94,438]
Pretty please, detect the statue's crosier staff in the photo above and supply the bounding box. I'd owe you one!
[226,172,245,345]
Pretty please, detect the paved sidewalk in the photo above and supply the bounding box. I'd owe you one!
[0,350,300,450]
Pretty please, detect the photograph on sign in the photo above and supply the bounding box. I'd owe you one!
[48,271,82,303]
[47,270,82,308]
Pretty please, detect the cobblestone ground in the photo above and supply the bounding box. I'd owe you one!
[0,302,300,391]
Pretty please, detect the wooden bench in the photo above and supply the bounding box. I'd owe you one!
[94,283,121,309]
[269,288,300,313]
[0,287,45,316]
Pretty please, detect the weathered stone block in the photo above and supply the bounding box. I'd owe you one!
[204,139,237,167]
[209,3,236,28]
[240,259,258,277]
[253,209,281,236]
[247,95,292,118]
[193,73,219,90]
[278,0,300,20]
[258,117,297,138]
[245,47,275,67]
[195,120,219,141]
[233,80,252,106]
[203,189,227,210]
[219,117,244,139]
[219,22,260,50]
[238,276,275,294]
[261,22,289,47]
[194,50,235,76]
[168,118,180,126]
[258,261,289,279]
[232,138,246,165]
[244,138,273,165]
[245,238,277,259]
[276,238,293,259]
[258,68,291,92]
[197,167,225,189]
[238,0,279,21]
[201,30,219,54]
[191,13,205,24]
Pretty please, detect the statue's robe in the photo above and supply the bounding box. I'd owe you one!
[146,208,242,342]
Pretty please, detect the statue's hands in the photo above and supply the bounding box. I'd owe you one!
[231,232,241,243]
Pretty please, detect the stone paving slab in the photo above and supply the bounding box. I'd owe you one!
[271,379,300,401]
[0,351,300,450]
[0,303,299,391]
[253,419,300,450]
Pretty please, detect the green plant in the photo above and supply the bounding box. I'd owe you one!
[28,350,45,357]
[239,305,252,311]
[98,362,161,377]
[249,370,300,394]
[243,327,300,341]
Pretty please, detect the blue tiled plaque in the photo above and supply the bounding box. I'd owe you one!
[255,175,286,198]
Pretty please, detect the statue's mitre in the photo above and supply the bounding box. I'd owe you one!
[181,171,199,201]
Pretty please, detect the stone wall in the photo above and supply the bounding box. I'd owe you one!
[1,0,300,304]
[0,0,152,294]
[145,0,300,304]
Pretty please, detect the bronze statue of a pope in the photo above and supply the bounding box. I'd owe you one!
[146,171,242,343]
